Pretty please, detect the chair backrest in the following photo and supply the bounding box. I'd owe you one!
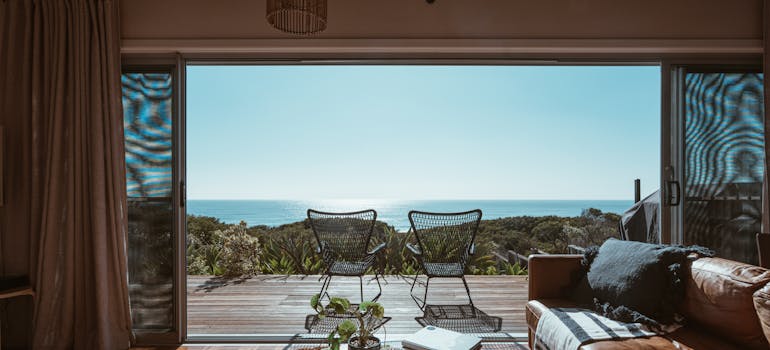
[756,233,770,268]
[307,209,377,262]
[408,209,482,265]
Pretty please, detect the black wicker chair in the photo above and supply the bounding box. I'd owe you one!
[407,209,482,311]
[307,209,385,303]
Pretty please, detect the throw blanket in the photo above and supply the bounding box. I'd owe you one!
[533,307,678,350]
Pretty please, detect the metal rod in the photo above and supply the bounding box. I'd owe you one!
[359,276,364,303]
[634,179,641,203]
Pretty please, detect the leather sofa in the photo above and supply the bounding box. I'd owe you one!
[526,255,770,350]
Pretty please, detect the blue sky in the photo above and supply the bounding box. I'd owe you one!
[186,65,660,200]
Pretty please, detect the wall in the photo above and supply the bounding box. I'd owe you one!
[120,0,763,57]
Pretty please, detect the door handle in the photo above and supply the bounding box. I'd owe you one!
[180,181,186,207]
[666,180,681,206]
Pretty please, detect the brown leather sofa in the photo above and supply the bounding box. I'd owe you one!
[526,255,770,350]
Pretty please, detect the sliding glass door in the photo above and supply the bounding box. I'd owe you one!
[122,65,184,344]
[668,65,764,264]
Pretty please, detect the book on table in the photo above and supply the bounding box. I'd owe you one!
[401,326,482,350]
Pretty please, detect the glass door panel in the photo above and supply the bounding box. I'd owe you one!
[122,71,177,335]
[682,71,764,264]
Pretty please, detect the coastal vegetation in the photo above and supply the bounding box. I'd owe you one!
[185,208,621,277]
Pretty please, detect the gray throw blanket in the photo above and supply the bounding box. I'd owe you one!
[533,307,679,350]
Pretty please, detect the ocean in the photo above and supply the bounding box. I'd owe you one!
[187,199,634,231]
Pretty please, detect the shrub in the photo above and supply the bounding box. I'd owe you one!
[184,207,621,277]
[220,221,261,277]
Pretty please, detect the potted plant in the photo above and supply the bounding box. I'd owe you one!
[311,294,385,350]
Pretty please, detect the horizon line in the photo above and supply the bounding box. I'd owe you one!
[185,198,637,201]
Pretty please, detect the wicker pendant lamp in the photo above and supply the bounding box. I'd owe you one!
[266,0,327,35]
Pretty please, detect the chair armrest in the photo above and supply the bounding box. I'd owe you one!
[406,242,422,256]
[468,243,476,255]
[368,242,387,255]
[528,254,583,300]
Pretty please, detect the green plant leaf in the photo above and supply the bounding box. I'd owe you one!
[359,301,374,311]
[329,297,350,314]
[311,293,328,316]
[370,303,385,319]
[360,301,384,318]
[337,320,357,341]
[310,294,320,309]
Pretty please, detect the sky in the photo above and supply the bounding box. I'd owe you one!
[186,65,660,200]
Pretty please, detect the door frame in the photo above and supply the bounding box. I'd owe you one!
[122,54,763,345]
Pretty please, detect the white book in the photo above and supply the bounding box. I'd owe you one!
[401,326,482,350]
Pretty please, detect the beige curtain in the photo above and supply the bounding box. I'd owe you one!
[0,0,132,349]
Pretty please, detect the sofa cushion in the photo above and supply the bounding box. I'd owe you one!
[571,239,711,327]
[527,300,743,350]
[680,257,770,349]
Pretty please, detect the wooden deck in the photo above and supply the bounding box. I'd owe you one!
[187,274,528,336]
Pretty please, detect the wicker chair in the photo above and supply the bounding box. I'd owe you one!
[307,209,385,303]
[407,209,482,311]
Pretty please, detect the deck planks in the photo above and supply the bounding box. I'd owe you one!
[187,274,528,335]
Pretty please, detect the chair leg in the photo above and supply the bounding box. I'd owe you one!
[319,275,332,301]
[359,276,364,303]
[368,272,387,286]
[354,274,384,303]
[377,270,388,285]
[371,274,382,302]
[460,275,477,317]
[410,273,427,310]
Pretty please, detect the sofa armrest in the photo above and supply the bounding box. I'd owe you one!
[528,254,583,300]
[754,283,770,346]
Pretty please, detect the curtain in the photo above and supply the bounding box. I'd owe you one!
[0,0,36,347]
[0,0,132,349]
